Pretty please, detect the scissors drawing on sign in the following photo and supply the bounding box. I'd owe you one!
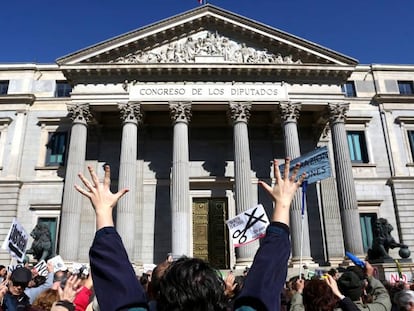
[232,207,266,244]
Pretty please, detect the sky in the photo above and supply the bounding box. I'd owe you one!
[1,0,413,65]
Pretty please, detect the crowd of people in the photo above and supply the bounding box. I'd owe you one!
[0,158,413,311]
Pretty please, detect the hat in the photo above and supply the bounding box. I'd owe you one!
[337,271,363,301]
[11,267,32,284]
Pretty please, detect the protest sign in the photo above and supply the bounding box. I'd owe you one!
[72,262,89,277]
[48,255,67,272]
[279,146,331,184]
[34,260,48,277]
[1,218,29,262]
[226,204,269,247]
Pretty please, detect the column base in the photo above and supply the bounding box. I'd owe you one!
[233,257,254,270]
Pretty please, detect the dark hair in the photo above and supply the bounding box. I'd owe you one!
[157,257,226,311]
[328,268,338,277]
[303,279,338,311]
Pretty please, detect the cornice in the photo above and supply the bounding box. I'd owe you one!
[373,94,414,104]
[0,94,36,105]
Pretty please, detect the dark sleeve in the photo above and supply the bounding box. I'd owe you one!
[89,226,148,311]
[233,222,291,311]
[338,297,360,311]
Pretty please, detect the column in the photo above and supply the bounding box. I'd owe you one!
[279,102,312,262]
[328,103,364,255]
[117,102,143,259]
[228,102,258,263]
[60,104,91,260]
[169,102,192,257]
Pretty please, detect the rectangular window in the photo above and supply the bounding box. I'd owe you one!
[342,81,356,97]
[360,213,377,253]
[347,131,369,163]
[408,130,414,160]
[37,217,58,255]
[55,81,72,97]
[398,81,414,95]
[46,132,67,166]
[0,81,9,95]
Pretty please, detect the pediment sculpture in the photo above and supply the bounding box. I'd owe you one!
[110,31,302,65]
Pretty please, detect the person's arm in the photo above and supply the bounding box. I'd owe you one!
[363,262,391,311]
[73,274,93,311]
[325,274,360,311]
[75,165,148,310]
[290,279,305,311]
[234,158,305,311]
[25,262,55,303]
[51,275,82,311]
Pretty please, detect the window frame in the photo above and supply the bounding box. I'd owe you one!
[0,81,9,95]
[347,131,369,163]
[37,118,70,169]
[358,201,380,253]
[342,81,356,97]
[397,81,414,95]
[346,117,373,165]
[55,81,72,98]
[45,132,67,166]
[396,116,414,164]
[30,207,61,255]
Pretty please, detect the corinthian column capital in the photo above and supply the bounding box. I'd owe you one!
[67,103,92,124]
[119,102,143,125]
[228,102,252,123]
[327,103,349,124]
[279,101,301,123]
[169,102,192,124]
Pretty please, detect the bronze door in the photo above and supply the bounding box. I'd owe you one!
[192,198,229,269]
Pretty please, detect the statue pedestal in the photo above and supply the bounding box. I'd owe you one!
[371,260,413,283]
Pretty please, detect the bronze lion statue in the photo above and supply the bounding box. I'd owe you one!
[367,218,407,261]
[26,223,53,262]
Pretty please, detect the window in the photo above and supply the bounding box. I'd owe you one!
[347,131,369,163]
[46,132,67,166]
[0,81,9,95]
[360,213,377,253]
[342,81,356,97]
[37,217,58,255]
[408,130,414,160]
[55,81,71,97]
[398,81,414,95]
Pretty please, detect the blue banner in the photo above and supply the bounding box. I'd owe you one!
[279,146,331,184]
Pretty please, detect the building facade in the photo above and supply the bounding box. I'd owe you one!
[0,5,413,270]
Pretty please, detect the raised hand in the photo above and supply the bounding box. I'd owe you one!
[258,158,306,225]
[75,165,129,229]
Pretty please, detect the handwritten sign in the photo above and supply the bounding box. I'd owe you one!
[1,218,29,262]
[279,146,331,184]
[34,260,48,277]
[226,204,269,247]
[48,255,67,272]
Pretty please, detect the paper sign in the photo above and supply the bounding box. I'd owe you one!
[1,218,29,262]
[226,204,269,247]
[279,146,331,184]
[47,255,67,272]
[72,262,89,276]
[34,260,48,277]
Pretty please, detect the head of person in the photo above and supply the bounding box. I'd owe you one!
[28,275,46,288]
[52,269,69,290]
[394,290,414,311]
[9,267,32,296]
[338,271,364,302]
[328,268,340,280]
[302,279,338,311]
[31,288,59,311]
[157,257,226,311]
[0,265,6,277]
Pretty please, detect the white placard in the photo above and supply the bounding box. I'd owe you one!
[1,218,29,262]
[226,204,269,247]
[47,255,67,272]
[34,260,48,277]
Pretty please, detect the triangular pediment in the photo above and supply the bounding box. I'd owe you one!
[57,5,357,67]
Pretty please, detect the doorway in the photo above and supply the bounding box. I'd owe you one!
[192,198,230,269]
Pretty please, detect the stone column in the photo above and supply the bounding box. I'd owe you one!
[60,104,91,260]
[169,102,192,257]
[117,102,143,259]
[228,102,258,263]
[279,102,312,262]
[328,103,364,255]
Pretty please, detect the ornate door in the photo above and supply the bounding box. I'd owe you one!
[192,198,229,269]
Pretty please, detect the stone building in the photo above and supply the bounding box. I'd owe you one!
[0,5,413,271]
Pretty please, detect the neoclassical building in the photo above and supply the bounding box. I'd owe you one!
[1,5,414,271]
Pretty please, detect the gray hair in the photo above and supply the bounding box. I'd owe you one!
[394,290,414,311]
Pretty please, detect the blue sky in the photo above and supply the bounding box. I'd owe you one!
[1,0,413,65]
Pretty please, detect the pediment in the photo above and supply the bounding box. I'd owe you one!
[57,5,358,67]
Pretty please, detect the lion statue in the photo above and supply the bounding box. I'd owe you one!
[26,223,53,262]
[367,218,408,261]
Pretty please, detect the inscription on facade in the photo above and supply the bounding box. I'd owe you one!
[130,83,288,101]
